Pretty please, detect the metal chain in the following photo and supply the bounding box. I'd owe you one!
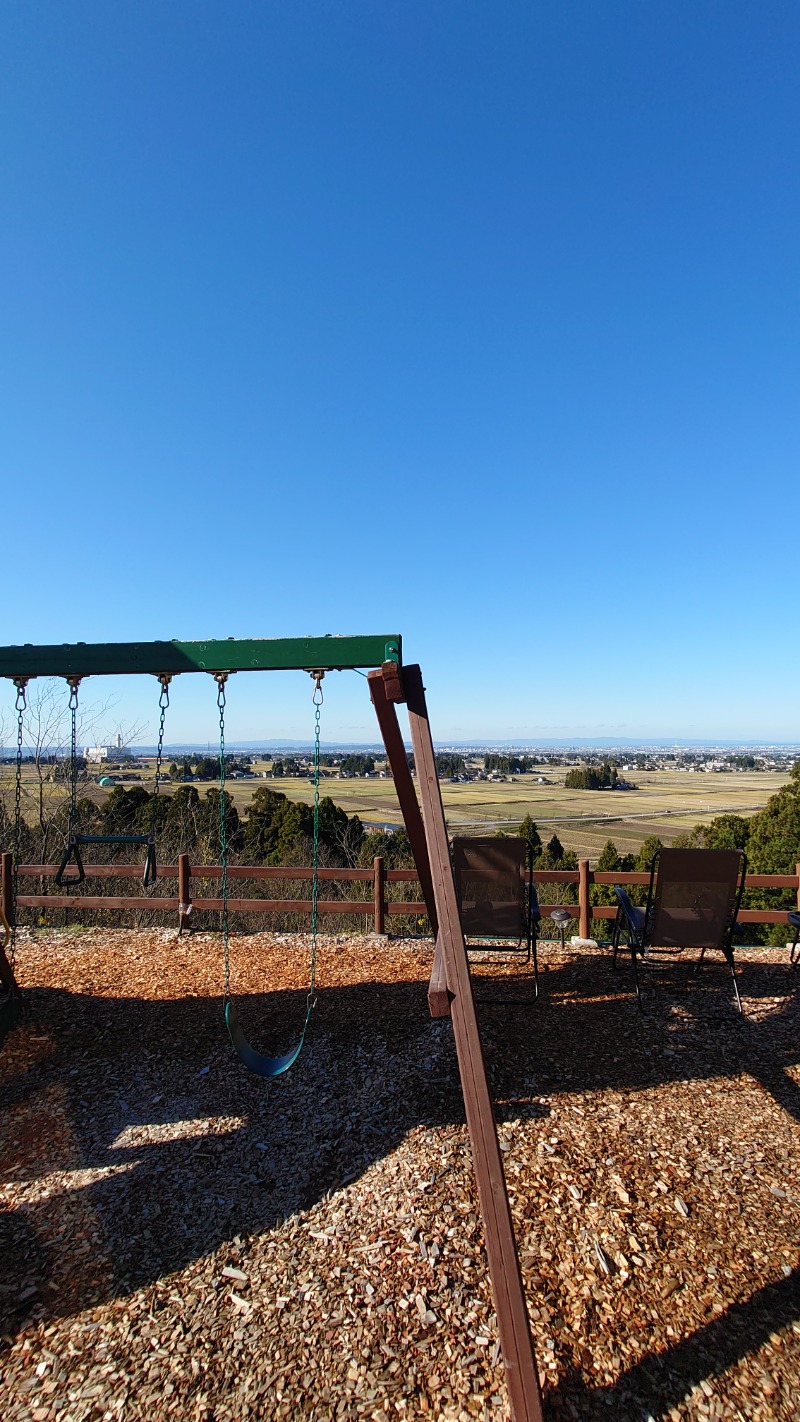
[150,675,171,836]
[10,679,27,967]
[309,672,324,1010]
[216,674,230,1001]
[67,679,81,841]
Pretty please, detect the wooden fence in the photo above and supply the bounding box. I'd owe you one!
[3,852,800,938]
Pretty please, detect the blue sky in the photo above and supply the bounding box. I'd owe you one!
[2,2,798,745]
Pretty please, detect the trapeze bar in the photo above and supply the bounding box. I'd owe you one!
[0,635,402,680]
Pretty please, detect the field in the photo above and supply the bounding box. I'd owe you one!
[3,764,791,862]
[189,765,791,859]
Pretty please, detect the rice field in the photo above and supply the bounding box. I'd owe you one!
[194,766,791,859]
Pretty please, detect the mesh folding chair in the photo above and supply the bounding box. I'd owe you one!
[612,847,747,1012]
[452,837,541,1001]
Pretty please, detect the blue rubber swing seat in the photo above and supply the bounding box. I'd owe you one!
[225,1000,314,1079]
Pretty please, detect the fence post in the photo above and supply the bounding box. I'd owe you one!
[1,853,13,926]
[373,855,385,935]
[178,853,192,934]
[796,861,800,915]
[579,859,590,939]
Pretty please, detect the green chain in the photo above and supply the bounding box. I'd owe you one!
[309,673,324,1009]
[10,679,27,969]
[216,674,230,1001]
[67,679,81,842]
[150,675,171,835]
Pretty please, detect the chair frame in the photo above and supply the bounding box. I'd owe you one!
[789,911,800,968]
[612,847,748,1013]
[452,836,541,1002]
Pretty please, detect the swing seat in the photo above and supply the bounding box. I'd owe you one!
[225,1000,313,1079]
[55,835,158,888]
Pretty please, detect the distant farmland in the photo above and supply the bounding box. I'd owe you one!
[184,764,791,859]
[4,761,790,861]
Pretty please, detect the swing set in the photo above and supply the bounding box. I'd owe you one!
[0,633,544,1422]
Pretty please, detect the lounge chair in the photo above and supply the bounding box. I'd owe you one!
[612,847,747,1012]
[452,836,541,1000]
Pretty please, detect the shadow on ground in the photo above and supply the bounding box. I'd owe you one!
[1,941,799,1417]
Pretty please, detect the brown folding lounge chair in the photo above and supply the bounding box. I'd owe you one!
[612,847,747,1012]
[452,836,541,1001]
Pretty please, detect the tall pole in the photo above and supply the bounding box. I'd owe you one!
[375,663,543,1422]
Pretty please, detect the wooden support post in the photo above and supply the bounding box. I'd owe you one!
[428,933,453,1018]
[373,856,385,935]
[0,852,18,996]
[796,862,800,914]
[367,668,437,934]
[579,859,590,939]
[1,853,13,927]
[403,665,543,1422]
[178,853,192,934]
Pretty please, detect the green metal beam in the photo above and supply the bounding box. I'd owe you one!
[0,635,402,681]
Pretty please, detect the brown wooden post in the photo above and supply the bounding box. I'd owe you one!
[579,858,590,939]
[0,852,18,996]
[402,665,543,1422]
[373,855,385,934]
[427,932,453,1018]
[178,853,192,934]
[796,862,800,914]
[367,667,437,934]
[1,852,13,927]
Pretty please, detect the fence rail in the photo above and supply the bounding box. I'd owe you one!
[2,853,799,938]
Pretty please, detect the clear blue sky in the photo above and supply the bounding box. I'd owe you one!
[2,2,798,745]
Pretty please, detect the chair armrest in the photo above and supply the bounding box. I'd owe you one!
[614,886,646,944]
[788,912,800,932]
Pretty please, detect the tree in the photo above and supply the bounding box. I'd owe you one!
[434,754,465,778]
[198,788,243,861]
[591,838,621,910]
[193,756,217,781]
[3,677,112,864]
[163,785,202,855]
[340,754,376,777]
[596,839,620,871]
[317,796,364,864]
[741,766,800,942]
[101,785,152,835]
[565,762,619,791]
[517,814,542,858]
[358,826,414,870]
[546,833,564,863]
[702,814,750,851]
[636,836,663,873]
[241,786,291,862]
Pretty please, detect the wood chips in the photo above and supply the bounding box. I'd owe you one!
[2,927,800,1420]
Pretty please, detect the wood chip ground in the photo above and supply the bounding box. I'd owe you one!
[2,928,800,1420]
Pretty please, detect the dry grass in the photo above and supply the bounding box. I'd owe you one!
[2,927,800,1419]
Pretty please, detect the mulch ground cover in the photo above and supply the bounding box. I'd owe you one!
[2,927,800,1421]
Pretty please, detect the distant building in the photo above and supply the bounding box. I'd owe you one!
[85,732,134,764]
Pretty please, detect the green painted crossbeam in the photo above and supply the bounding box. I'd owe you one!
[0,635,401,681]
